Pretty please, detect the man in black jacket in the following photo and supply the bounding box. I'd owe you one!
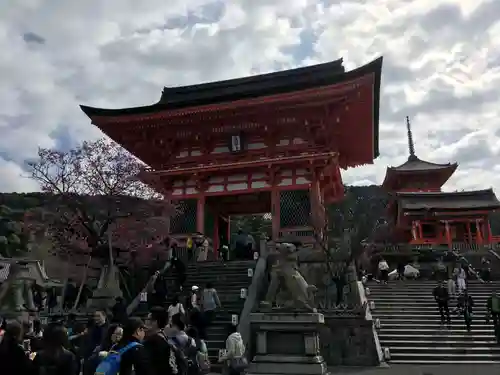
[144,307,177,375]
[115,317,150,375]
[433,281,451,324]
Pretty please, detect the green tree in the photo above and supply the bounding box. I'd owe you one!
[0,205,29,258]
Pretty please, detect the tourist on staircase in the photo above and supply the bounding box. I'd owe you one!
[433,281,451,325]
[456,290,474,332]
[232,230,247,260]
[168,295,186,325]
[172,257,187,291]
[187,236,195,263]
[186,326,211,374]
[196,234,210,262]
[457,264,468,294]
[435,257,448,281]
[481,257,492,282]
[487,291,500,342]
[378,257,389,284]
[202,282,221,330]
[143,307,178,375]
[218,325,247,375]
[446,275,457,299]
[188,287,205,340]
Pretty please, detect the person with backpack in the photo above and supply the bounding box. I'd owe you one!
[202,282,221,331]
[168,295,186,325]
[96,317,150,375]
[186,326,210,374]
[32,323,78,375]
[82,324,123,375]
[487,291,500,342]
[167,314,201,375]
[144,307,178,375]
[218,325,247,375]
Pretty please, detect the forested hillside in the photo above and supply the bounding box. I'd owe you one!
[1,186,499,277]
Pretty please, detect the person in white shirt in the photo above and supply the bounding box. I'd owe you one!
[378,258,389,284]
[167,295,185,325]
[190,285,200,310]
[457,266,467,294]
[219,325,247,375]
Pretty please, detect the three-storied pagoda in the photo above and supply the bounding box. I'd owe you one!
[81,57,383,253]
[382,117,500,246]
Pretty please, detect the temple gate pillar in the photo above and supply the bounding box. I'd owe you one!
[411,221,417,240]
[271,189,280,240]
[444,221,451,247]
[196,196,205,234]
[466,222,472,243]
[487,220,493,243]
[475,219,483,244]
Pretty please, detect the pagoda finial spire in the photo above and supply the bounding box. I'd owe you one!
[406,116,416,159]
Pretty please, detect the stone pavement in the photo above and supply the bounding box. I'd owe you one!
[331,364,500,374]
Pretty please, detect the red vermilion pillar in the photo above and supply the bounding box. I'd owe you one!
[444,221,452,248]
[196,196,205,234]
[475,219,483,244]
[411,221,417,241]
[213,212,219,258]
[309,176,323,234]
[487,220,493,243]
[271,188,280,240]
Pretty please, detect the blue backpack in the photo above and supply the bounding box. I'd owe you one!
[94,342,142,375]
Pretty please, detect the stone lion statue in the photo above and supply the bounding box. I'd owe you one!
[261,242,318,312]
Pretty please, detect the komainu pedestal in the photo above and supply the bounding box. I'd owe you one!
[248,312,330,375]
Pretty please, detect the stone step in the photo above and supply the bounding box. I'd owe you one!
[382,340,498,347]
[368,289,495,295]
[372,311,491,317]
[378,333,497,340]
[369,297,491,302]
[372,304,489,311]
[376,322,495,329]
[390,359,500,364]
[389,352,500,359]
[379,328,494,334]
[387,346,500,354]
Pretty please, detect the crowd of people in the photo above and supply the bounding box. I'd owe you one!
[0,303,247,375]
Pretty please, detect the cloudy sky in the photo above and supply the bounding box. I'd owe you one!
[1,0,499,193]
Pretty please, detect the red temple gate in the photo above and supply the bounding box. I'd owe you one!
[81,57,383,253]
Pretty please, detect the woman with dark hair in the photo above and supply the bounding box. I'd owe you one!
[112,317,150,375]
[0,320,36,375]
[33,323,78,375]
[83,324,123,375]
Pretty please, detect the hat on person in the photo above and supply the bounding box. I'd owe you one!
[192,285,199,291]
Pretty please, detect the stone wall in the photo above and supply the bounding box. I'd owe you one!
[320,315,379,366]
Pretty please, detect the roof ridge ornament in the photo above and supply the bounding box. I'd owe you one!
[406,116,417,161]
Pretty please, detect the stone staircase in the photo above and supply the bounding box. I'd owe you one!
[368,280,500,364]
[166,260,256,371]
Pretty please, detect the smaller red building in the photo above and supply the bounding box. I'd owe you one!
[382,117,500,246]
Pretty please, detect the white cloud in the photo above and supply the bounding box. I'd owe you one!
[0,0,499,194]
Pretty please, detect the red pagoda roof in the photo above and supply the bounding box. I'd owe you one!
[395,189,500,212]
[80,57,383,159]
[387,155,457,172]
[382,117,458,191]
